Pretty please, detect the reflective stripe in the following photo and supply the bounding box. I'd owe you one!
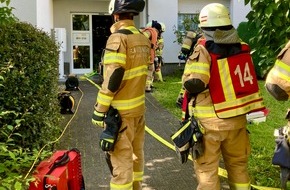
[110,182,133,190]
[143,32,150,38]
[111,94,145,111]
[194,105,217,118]
[218,58,235,100]
[104,52,126,65]
[123,65,148,80]
[133,171,144,182]
[171,121,191,139]
[214,98,264,118]
[272,59,290,81]
[182,43,191,50]
[184,62,210,77]
[125,26,140,34]
[229,181,251,190]
[214,92,263,110]
[97,93,113,107]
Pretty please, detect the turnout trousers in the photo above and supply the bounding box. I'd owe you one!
[109,115,145,190]
[194,127,251,190]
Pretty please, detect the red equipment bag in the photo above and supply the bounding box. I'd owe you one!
[29,148,85,190]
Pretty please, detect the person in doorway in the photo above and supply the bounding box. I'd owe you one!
[181,3,264,189]
[91,0,151,190]
[265,40,290,100]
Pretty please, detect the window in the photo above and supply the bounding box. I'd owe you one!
[72,14,90,31]
[177,13,199,32]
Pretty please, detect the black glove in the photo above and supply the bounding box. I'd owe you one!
[190,117,205,160]
[92,110,105,127]
[171,119,194,164]
[99,107,122,151]
[178,52,187,60]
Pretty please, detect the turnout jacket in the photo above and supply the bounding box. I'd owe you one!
[266,40,290,101]
[182,29,263,131]
[95,20,151,117]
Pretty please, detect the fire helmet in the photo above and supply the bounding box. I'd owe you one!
[160,22,166,33]
[108,0,145,15]
[199,3,232,28]
[146,20,162,33]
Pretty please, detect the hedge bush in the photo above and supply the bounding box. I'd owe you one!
[0,21,62,189]
[237,21,264,78]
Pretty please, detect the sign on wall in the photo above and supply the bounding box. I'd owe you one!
[72,33,90,44]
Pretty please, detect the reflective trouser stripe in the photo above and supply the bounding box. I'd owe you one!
[110,182,133,190]
[229,182,251,190]
[133,171,143,182]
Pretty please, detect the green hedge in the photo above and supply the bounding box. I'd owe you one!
[0,21,62,189]
[237,21,265,79]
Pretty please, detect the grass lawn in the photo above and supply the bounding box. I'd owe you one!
[151,68,289,189]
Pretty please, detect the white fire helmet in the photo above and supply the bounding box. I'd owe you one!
[199,3,232,28]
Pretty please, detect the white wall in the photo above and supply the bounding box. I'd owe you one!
[149,0,250,63]
[53,0,109,63]
[231,0,251,28]
[147,0,180,64]
[179,0,230,14]
[37,0,54,33]
[10,0,37,25]
[10,0,53,33]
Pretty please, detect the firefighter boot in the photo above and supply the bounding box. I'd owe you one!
[155,69,163,82]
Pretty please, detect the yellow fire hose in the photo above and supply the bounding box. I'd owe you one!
[84,76,280,190]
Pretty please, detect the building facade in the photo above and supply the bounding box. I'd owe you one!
[9,0,251,78]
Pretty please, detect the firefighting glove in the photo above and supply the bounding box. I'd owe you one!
[92,110,105,127]
[99,107,122,151]
[190,118,205,160]
[178,52,187,60]
[171,119,194,164]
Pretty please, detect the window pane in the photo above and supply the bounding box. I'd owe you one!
[73,45,90,69]
[178,14,199,32]
[73,15,89,31]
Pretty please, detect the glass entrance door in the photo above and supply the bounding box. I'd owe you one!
[71,13,112,76]
[71,14,92,75]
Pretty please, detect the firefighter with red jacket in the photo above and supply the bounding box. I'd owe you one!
[266,40,290,100]
[141,21,160,92]
[91,0,151,189]
[182,3,264,189]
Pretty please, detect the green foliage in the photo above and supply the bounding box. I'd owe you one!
[152,73,288,189]
[237,22,262,78]
[173,15,201,45]
[0,0,17,25]
[245,0,290,78]
[0,22,61,188]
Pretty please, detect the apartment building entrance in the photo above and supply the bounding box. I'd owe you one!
[71,13,112,75]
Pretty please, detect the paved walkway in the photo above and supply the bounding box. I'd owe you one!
[57,80,229,190]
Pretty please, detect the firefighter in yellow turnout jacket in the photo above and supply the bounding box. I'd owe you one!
[142,20,163,92]
[266,40,290,100]
[92,0,151,189]
[181,3,264,190]
[154,22,166,82]
[141,23,159,92]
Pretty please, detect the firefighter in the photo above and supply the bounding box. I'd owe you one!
[265,40,290,189]
[142,20,162,92]
[141,21,160,92]
[154,22,166,82]
[91,0,151,190]
[176,31,203,108]
[265,40,290,100]
[181,3,264,189]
